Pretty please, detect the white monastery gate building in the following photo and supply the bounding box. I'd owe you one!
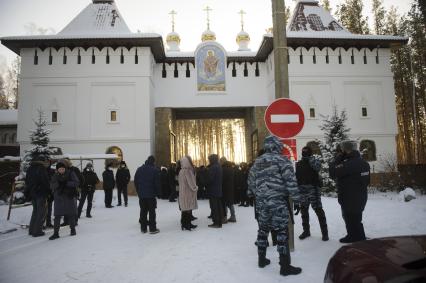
[1,0,407,176]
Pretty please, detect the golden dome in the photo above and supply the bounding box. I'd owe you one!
[166,31,181,44]
[201,29,216,42]
[236,30,250,44]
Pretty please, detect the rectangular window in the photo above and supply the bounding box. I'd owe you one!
[51,111,58,123]
[34,50,38,65]
[309,108,316,118]
[362,107,368,117]
[110,111,117,122]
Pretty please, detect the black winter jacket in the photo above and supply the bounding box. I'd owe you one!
[329,151,370,213]
[70,166,84,188]
[116,167,131,187]
[296,158,320,186]
[102,169,115,190]
[206,155,223,198]
[222,162,235,203]
[25,162,51,199]
[134,160,160,198]
[83,169,99,191]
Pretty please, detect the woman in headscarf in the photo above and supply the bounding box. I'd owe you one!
[178,156,198,231]
[49,160,80,240]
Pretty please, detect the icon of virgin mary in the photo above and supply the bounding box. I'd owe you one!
[204,50,219,79]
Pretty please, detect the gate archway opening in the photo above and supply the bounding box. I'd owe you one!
[174,118,246,166]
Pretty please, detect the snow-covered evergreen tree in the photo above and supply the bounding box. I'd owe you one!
[316,106,350,193]
[17,109,52,180]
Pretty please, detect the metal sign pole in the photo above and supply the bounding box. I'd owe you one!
[271,0,294,251]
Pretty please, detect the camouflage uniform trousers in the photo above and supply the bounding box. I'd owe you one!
[299,185,322,210]
[299,185,327,233]
[255,198,290,256]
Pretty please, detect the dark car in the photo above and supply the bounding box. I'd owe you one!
[324,235,426,283]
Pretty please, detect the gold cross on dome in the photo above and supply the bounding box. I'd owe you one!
[203,6,213,29]
[238,9,246,31]
[169,10,177,32]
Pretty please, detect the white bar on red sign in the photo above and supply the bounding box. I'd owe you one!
[271,114,299,123]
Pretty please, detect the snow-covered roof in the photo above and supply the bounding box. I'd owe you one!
[59,1,131,36]
[1,33,161,41]
[289,0,348,33]
[264,32,408,42]
[0,110,18,126]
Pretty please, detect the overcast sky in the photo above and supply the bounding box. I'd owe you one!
[0,0,412,71]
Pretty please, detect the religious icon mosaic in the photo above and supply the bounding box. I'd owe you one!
[196,43,226,92]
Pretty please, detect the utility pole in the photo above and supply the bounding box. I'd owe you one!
[271,0,294,251]
[271,0,290,99]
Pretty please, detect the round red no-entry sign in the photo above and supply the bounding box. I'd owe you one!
[264,98,305,139]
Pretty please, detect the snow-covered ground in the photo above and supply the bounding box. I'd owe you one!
[1,192,425,283]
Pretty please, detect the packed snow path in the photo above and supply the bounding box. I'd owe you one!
[1,193,426,283]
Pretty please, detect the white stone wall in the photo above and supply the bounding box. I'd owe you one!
[153,61,269,108]
[18,46,155,177]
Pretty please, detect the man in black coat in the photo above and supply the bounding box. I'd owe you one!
[196,166,208,200]
[116,161,131,206]
[25,155,51,237]
[206,154,223,228]
[134,156,161,234]
[168,163,178,202]
[329,140,370,243]
[102,164,115,208]
[78,163,99,218]
[160,167,170,200]
[239,163,250,207]
[220,157,236,223]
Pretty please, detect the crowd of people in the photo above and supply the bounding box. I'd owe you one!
[24,135,370,277]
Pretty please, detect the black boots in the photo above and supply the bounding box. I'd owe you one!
[258,255,271,268]
[49,233,59,240]
[300,207,311,240]
[279,253,302,276]
[299,230,311,240]
[258,249,271,268]
[299,207,329,241]
[181,212,197,231]
[315,208,329,241]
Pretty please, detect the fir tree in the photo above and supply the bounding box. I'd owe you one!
[372,0,386,34]
[336,0,370,34]
[19,109,52,178]
[316,106,350,192]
